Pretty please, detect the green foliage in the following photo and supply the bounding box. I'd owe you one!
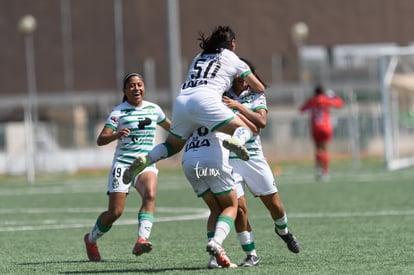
[1,160,413,274]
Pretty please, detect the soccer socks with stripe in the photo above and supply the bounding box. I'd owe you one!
[274,214,289,235]
[207,231,215,242]
[89,218,112,243]
[237,231,257,256]
[138,212,154,240]
[232,127,253,145]
[147,142,173,164]
[212,215,234,245]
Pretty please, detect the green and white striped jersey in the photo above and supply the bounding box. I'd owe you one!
[104,100,167,165]
[224,88,268,159]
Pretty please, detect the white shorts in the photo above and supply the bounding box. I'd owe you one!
[107,161,158,193]
[182,158,235,197]
[234,182,245,199]
[231,156,278,196]
[170,91,235,139]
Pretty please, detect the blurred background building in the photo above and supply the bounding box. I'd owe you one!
[1,0,414,178]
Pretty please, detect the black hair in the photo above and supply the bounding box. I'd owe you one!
[122,72,144,102]
[240,57,268,88]
[314,84,324,95]
[123,72,144,89]
[198,25,236,54]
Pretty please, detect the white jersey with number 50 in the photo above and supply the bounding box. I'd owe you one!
[180,49,251,97]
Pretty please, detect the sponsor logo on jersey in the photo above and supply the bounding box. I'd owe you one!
[181,79,208,89]
[143,105,156,111]
[137,117,152,129]
[185,137,210,152]
[112,178,119,189]
[110,116,118,123]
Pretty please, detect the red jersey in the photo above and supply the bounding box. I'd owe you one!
[300,94,344,141]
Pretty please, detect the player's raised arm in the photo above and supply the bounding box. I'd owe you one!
[243,73,265,93]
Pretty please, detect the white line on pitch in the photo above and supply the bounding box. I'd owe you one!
[0,209,413,232]
[0,206,206,214]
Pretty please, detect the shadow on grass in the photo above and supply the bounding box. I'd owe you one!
[59,267,206,274]
[17,260,207,273]
[18,260,89,265]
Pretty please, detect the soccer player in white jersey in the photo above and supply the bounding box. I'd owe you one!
[83,73,170,262]
[122,25,266,185]
[182,127,240,268]
[223,61,301,264]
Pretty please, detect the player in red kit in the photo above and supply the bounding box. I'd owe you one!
[300,84,344,181]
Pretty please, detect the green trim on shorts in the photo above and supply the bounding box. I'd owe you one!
[96,218,112,233]
[213,189,232,196]
[199,188,211,198]
[211,116,235,132]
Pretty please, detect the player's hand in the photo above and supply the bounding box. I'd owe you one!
[223,96,241,110]
[117,128,130,139]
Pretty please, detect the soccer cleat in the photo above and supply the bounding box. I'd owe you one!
[315,166,323,181]
[122,156,149,184]
[207,255,221,269]
[223,138,250,161]
[132,237,153,256]
[275,230,301,253]
[84,233,101,262]
[239,255,260,267]
[207,255,237,269]
[321,174,330,182]
[206,240,234,268]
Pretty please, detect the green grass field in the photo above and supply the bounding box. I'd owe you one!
[1,159,413,275]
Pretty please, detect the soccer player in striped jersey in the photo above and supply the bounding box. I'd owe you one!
[224,63,300,265]
[299,84,344,181]
[122,25,265,185]
[83,73,170,261]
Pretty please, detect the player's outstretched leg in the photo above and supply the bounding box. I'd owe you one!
[122,156,149,184]
[223,138,250,161]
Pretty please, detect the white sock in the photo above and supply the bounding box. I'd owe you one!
[237,231,257,256]
[89,218,112,243]
[232,127,252,145]
[89,224,104,243]
[274,214,289,235]
[147,143,169,164]
[138,212,154,239]
[213,216,233,245]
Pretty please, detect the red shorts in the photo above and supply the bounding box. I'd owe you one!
[312,127,332,143]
